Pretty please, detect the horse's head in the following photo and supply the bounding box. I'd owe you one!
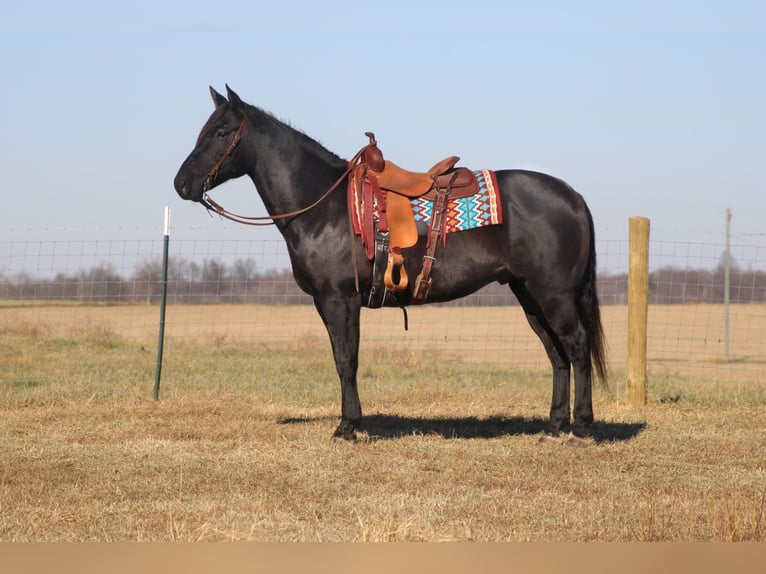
[174,85,249,204]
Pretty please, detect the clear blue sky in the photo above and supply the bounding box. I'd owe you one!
[1,1,764,260]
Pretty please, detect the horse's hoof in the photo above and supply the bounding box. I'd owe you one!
[332,429,358,442]
[566,433,594,448]
[538,433,564,445]
[332,422,360,442]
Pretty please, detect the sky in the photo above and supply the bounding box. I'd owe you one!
[1,0,764,271]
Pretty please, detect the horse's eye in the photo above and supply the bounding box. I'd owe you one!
[216,128,227,138]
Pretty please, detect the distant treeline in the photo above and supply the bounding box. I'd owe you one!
[1,257,765,305]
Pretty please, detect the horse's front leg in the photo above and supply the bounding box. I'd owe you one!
[313,294,362,440]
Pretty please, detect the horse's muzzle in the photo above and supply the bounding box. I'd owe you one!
[173,173,200,202]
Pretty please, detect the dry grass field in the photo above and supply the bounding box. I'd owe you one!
[2,302,764,379]
[1,303,764,541]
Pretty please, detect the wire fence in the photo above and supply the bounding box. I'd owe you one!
[1,226,765,385]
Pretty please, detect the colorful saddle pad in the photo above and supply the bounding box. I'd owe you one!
[410,169,502,233]
[349,168,503,240]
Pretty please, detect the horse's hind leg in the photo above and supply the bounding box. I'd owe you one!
[313,294,363,440]
[544,297,594,440]
[512,286,571,439]
[523,314,571,439]
[512,285,594,440]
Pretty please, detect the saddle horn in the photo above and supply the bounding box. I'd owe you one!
[362,132,385,172]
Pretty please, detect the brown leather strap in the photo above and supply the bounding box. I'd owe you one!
[203,167,348,227]
[202,139,376,226]
[411,171,459,304]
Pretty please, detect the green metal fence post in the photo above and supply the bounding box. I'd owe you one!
[153,207,170,400]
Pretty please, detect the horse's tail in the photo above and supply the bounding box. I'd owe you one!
[578,208,608,388]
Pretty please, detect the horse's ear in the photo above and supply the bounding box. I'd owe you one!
[225,84,244,109]
[210,86,228,109]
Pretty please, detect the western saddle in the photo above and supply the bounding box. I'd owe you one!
[349,133,480,307]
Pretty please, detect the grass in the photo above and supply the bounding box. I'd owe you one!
[0,308,765,541]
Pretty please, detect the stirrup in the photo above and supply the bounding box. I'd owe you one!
[383,248,408,291]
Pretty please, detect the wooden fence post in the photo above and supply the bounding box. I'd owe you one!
[626,216,650,407]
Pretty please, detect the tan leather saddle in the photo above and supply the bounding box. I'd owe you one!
[350,133,479,304]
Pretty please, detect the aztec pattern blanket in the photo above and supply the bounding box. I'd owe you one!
[410,169,503,232]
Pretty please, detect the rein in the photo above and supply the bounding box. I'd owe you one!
[200,123,376,227]
[199,124,380,296]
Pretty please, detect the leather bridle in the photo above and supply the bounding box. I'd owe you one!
[202,115,247,194]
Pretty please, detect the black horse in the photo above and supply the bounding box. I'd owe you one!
[174,86,607,445]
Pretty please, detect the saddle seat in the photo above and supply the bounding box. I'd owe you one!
[372,158,478,200]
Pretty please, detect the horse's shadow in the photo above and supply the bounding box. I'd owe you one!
[279,414,646,443]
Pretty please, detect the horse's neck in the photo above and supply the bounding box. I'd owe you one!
[247,109,346,225]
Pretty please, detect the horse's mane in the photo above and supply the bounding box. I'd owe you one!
[248,104,348,168]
